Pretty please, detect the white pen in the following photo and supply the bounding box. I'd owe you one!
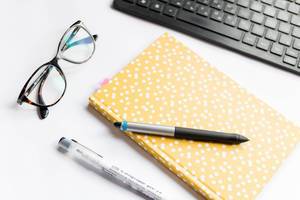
[58,137,169,200]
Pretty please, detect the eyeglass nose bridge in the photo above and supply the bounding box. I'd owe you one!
[49,57,59,65]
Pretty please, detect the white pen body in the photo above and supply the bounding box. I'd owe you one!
[59,138,168,200]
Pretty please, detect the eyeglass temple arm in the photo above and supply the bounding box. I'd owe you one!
[37,68,51,119]
[23,65,53,98]
[61,26,81,51]
[62,34,98,51]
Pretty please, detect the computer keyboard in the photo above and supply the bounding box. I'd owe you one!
[113,0,300,75]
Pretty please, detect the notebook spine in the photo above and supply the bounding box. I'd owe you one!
[89,95,223,200]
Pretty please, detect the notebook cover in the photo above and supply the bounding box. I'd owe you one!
[89,33,300,200]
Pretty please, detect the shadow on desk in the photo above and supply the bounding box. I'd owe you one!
[87,105,204,200]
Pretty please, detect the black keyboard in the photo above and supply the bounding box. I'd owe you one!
[113,0,300,75]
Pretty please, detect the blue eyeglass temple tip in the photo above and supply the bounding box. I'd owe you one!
[63,34,98,51]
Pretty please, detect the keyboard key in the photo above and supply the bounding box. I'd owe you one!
[271,43,284,56]
[237,0,250,7]
[252,24,265,36]
[277,10,291,22]
[238,8,251,19]
[224,3,238,14]
[279,34,293,46]
[211,0,224,10]
[288,4,300,14]
[283,55,297,66]
[293,39,300,50]
[225,0,235,3]
[251,12,265,24]
[296,0,300,5]
[278,22,291,34]
[243,33,257,45]
[184,1,199,12]
[266,29,279,41]
[292,27,300,38]
[264,6,276,17]
[286,48,298,58]
[137,0,151,7]
[261,0,273,5]
[170,0,184,7]
[197,0,209,5]
[291,15,300,27]
[124,0,135,3]
[250,1,263,12]
[177,10,243,40]
[274,0,288,10]
[257,38,271,50]
[211,9,224,21]
[224,14,238,26]
[265,17,278,29]
[163,5,178,17]
[150,1,165,12]
[238,19,251,31]
[197,5,211,16]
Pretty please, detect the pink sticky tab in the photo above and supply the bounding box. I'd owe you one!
[101,78,110,86]
[94,78,111,92]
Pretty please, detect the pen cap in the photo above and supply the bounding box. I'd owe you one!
[58,137,72,152]
[58,137,110,170]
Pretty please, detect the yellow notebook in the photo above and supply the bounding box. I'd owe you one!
[89,33,300,200]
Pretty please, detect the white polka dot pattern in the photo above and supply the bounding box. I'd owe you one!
[89,33,300,200]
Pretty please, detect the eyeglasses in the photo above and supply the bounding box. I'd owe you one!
[17,20,98,119]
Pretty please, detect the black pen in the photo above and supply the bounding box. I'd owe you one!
[114,121,249,144]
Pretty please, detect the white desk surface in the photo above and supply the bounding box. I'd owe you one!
[1,0,300,199]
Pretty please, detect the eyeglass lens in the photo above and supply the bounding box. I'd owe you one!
[59,25,95,63]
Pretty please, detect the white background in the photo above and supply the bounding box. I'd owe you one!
[1,0,300,199]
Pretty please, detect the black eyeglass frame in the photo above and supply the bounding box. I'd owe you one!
[17,20,98,113]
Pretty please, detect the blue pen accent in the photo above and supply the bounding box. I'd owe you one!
[121,120,128,131]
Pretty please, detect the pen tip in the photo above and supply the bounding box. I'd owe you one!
[114,122,121,128]
[58,137,66,143]
[57,137,71,153]
[238,135,250,143]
